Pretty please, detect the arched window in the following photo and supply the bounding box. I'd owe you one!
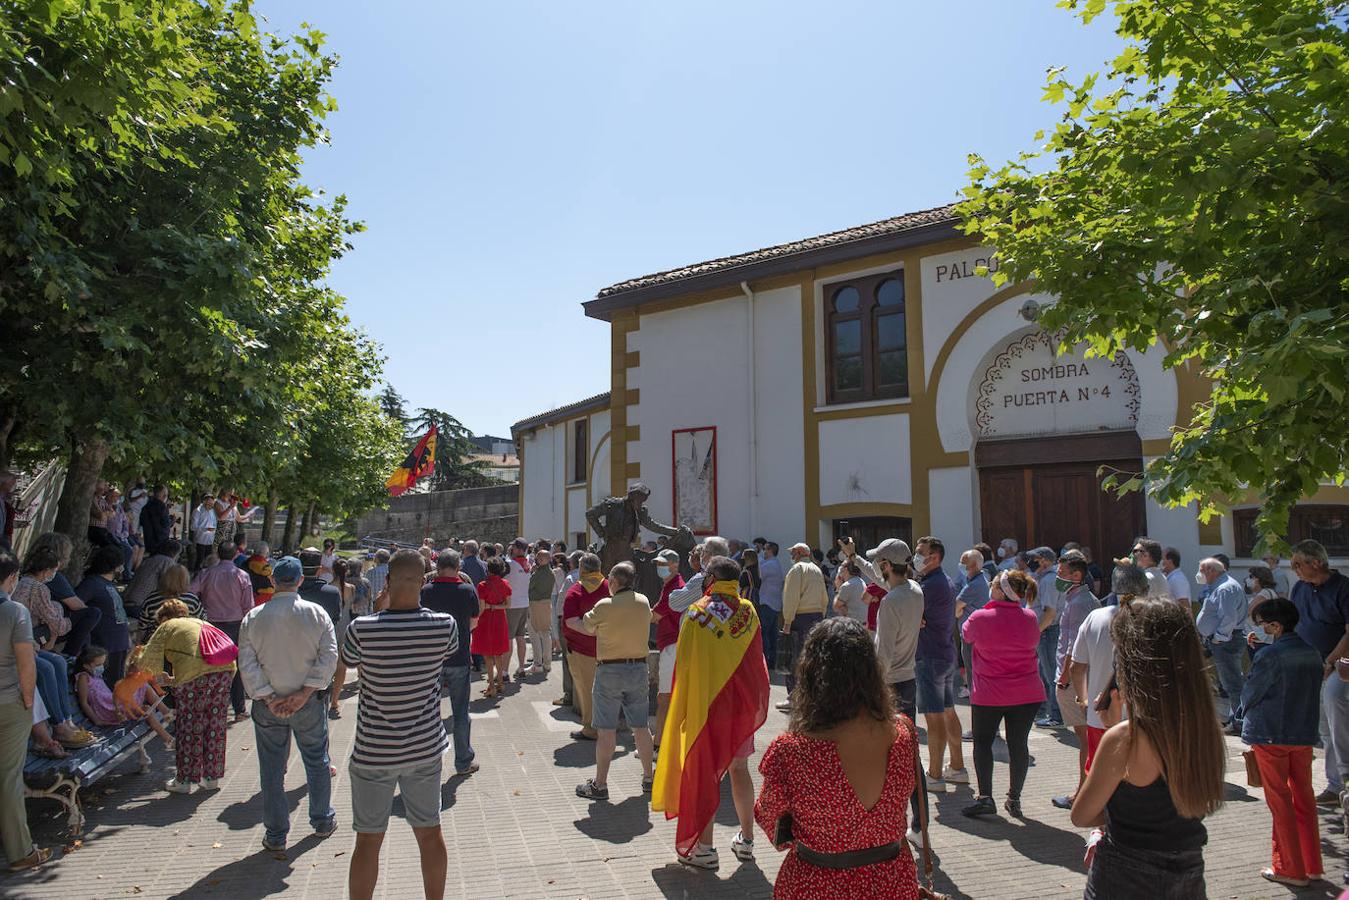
[825,271,909,403]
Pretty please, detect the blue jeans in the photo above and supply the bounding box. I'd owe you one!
[1208,637,1246,725]
[784,612,824,695]
[251,692,334,846]
[759,606,779,670]
[1036,625,1061,721]
[35,651,73,724]
[442,664,475,772]
[1321,671,1349,792]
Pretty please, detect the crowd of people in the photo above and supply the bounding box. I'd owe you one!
[0,495,1345,898]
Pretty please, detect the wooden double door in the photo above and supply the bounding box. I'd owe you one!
[976,432,1146,562]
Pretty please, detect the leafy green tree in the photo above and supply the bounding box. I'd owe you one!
[378,384,409,433]
[0,0,391,563]
[408,408,500,491]
[959,0,1348,551]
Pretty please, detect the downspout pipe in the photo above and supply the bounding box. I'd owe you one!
[740,281,758,537]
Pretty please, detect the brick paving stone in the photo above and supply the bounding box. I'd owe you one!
[0,664,1344,899]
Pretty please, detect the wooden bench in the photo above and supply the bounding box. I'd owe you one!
[22,697,172,834]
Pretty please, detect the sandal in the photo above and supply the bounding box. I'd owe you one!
[7,846,52,872]
[34,742,68,760]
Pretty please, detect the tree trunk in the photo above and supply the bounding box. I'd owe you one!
[280,499,298,555]
[0,406,16,470]
[53,436,109,579]
[260,493,277,548]
[298,501,314,546]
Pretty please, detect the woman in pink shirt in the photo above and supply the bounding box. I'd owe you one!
[959,568,1045,818]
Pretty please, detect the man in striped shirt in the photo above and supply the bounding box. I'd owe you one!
[341,549,458,900]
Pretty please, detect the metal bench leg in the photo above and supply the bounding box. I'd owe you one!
[25,771,84,834]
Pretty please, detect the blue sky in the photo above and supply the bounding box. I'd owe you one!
[254,1,1125,437]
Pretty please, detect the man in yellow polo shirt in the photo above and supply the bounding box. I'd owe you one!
[778,543,828,711]
[567,561,654,800]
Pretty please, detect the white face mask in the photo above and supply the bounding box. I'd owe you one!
[1246,577,1256,591]
[1194,571,1206,585]
[997,547,1007,559]
[912,553,927,572]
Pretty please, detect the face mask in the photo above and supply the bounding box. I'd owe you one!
[912,554,927,572]
[1054,576,1075,593]
[656,566,671,579]
[997,547,1007,559]
[93,665,105,677]
[1194,571,1205,585]
[1246,577,1256,591]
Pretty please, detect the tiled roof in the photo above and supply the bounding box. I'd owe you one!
[594,203,959,300]
[510,392,611,435]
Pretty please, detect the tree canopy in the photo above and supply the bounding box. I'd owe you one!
[0,0,403,552]
[959,0,1348,552]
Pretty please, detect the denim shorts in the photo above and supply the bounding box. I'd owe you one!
[349,757,443,832]
[591,661,650,731]
[915,658,955,714]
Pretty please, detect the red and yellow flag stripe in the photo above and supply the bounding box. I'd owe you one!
[651,592,769,856]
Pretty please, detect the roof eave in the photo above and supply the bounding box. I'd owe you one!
[510,392,612,436]
[582,218,965,321]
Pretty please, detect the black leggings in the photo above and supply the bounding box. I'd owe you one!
[971,701,1039,801]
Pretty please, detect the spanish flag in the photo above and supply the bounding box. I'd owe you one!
[386,425,437,496]
[652,585,769,857]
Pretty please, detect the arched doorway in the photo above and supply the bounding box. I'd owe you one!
[971,329,1146,559]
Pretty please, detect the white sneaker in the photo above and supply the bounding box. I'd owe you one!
[679,844,720,870]
[924,774,948,793]
[166,780,193,794]
[731,830,754,861]
[943,767,970,784]
[906,826,925,849]
[199,777,220,791]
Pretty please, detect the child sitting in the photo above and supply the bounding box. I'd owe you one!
[76,645,173,749]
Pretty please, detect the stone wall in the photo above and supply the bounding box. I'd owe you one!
[353,484,520,545]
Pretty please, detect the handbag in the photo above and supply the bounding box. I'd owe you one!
[913,735,952,900]
[198,621,239,666]
[1242,750,1262,788]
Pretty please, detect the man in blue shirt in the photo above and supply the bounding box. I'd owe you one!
[1196,558,1249,734]
[1030,548,1064,726]
[757,542,785,668]
[912,536,967,794]
[1289,539,1349,807]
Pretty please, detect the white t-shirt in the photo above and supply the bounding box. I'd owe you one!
[506,557,531,609]
[1071,604,1120,730]
[1166,568,1191,603]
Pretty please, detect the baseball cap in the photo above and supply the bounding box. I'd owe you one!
[655,549,680,566]
[866,539,912,566]
[273,556,303,583]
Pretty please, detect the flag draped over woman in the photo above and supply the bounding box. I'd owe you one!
[652,583,769,856]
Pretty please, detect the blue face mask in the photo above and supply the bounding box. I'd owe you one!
[656,566,671,579]
[92,664,105,678]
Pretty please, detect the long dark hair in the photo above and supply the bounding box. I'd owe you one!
[1111,598,1225,819]
[788,617,892,734]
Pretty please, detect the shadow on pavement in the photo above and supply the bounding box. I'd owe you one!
[167,833,327,897]
[573,796,653,843]
[933,796,1084,872]
[650,858,774,898]
[218,784,309,830]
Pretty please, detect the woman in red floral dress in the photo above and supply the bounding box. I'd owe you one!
[755,617,920,899]
[472,557,512,697]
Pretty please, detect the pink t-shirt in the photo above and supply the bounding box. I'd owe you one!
[961,599,1046,707]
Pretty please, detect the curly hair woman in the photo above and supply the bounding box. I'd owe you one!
[754,616,920,899]
[1071,597,1226,899]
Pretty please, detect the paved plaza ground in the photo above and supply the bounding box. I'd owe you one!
[2,665,1345,899]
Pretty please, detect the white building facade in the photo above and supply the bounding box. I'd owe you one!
[516,205,1347,578]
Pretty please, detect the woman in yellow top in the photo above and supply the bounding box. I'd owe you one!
[140,599,236,795]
